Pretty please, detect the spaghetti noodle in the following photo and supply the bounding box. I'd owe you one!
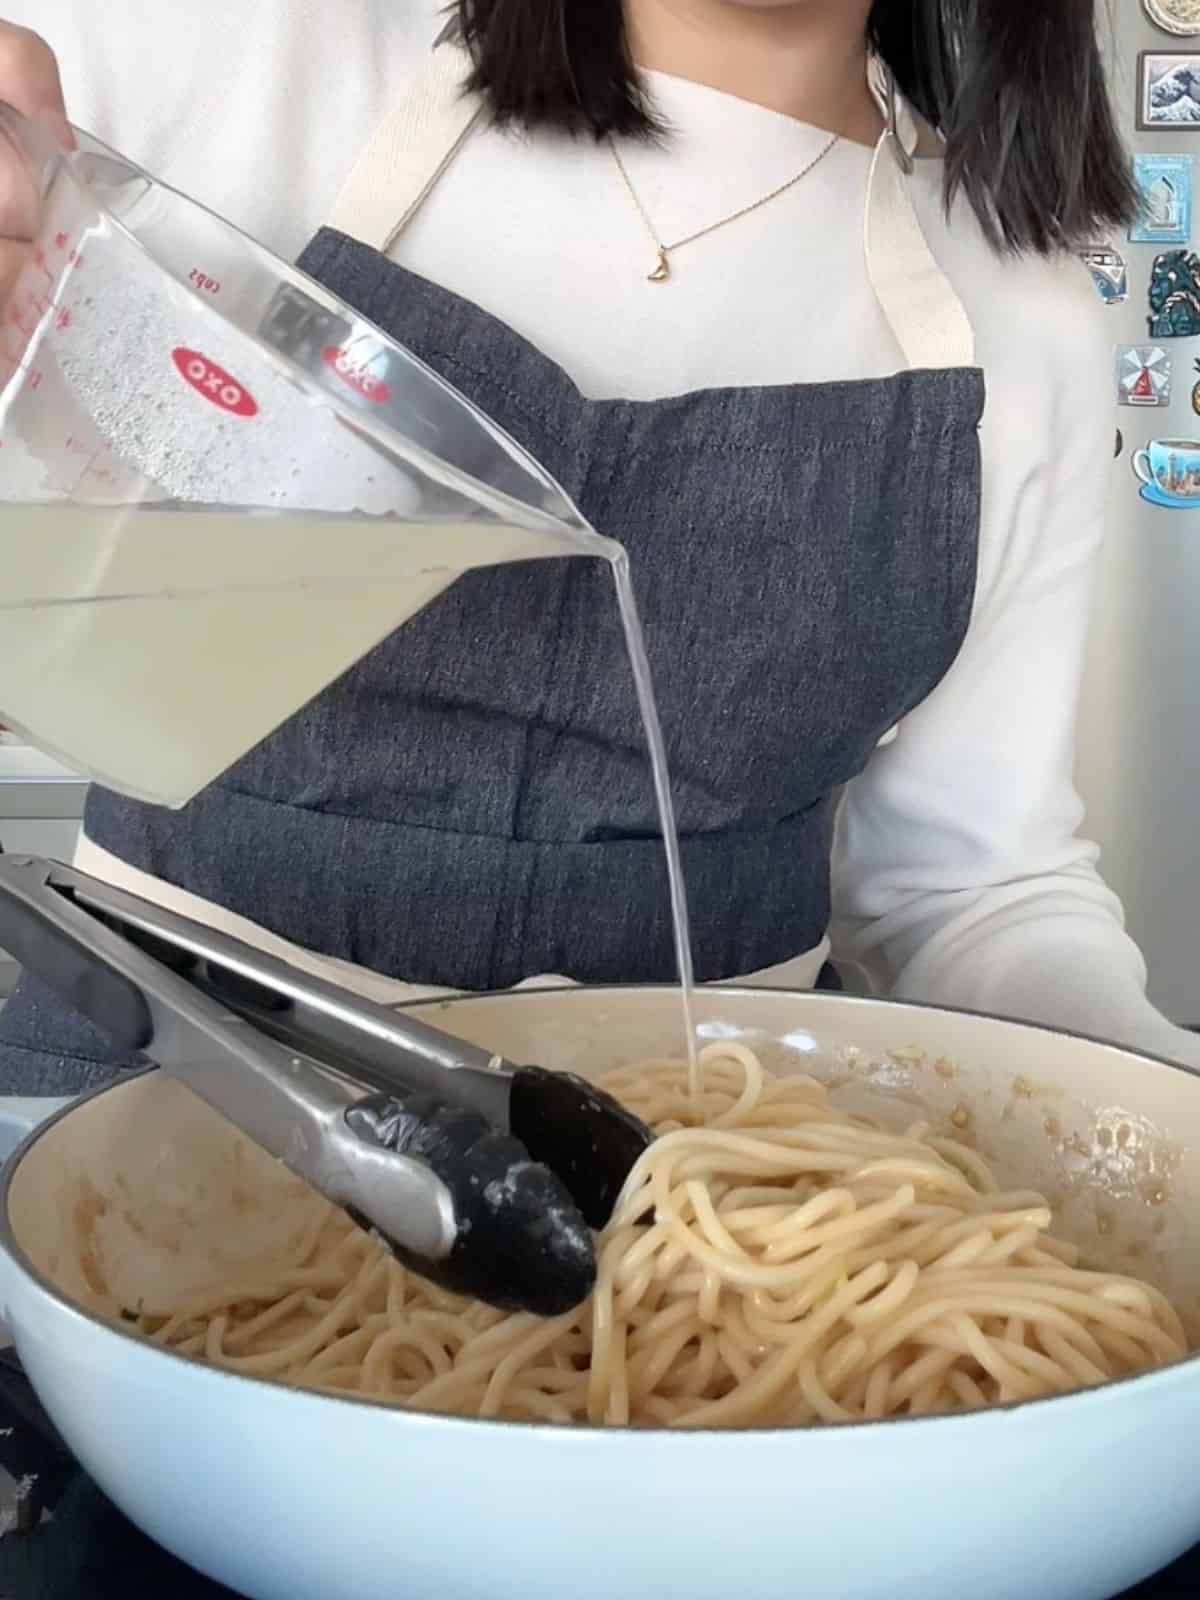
[127,1044,1188,1425]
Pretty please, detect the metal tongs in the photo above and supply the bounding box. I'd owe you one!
[0,857,652,1317]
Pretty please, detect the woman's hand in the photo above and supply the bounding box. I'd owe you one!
[0,23,70,304]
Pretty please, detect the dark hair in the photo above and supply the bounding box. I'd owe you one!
[450,0,1135,255]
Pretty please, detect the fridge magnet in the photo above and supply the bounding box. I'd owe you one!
[1117,344,1173,407]
[1148,249,1200,336]
[1129,154,1193,243]
[1079,245,1128,305]
[1144,1,1200,38]
[1192,359,1200,414]
[1116,428,1125,459]
[1132,435,1200,507]
[1139,53,1200,129]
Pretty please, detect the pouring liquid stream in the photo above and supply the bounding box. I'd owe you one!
[0,504,701,1087]
[609,544,700,1093]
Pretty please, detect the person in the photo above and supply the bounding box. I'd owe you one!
[1,0,1194,1097]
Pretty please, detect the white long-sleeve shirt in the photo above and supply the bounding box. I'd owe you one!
[16,0,1198,1067]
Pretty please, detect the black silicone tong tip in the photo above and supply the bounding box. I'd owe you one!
[345,1094,598,1316]
[508,1067,653,1230]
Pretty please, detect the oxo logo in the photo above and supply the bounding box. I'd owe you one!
[323,346,392,404]
[171,349,258,417]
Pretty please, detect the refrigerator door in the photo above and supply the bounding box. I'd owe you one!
[1077,4,1200,1026]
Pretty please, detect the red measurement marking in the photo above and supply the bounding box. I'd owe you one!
[322,346,391,404]
[28,370,43,392]
[188,269,220,295]
[55,308,72,332]
[171,348,258,417]
[53,232,69,252]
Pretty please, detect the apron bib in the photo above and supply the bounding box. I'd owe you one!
[0,47,984,1094]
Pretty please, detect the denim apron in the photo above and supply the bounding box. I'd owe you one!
[0,49,984,1095]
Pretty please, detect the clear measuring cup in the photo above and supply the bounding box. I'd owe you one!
[0,105,608,807]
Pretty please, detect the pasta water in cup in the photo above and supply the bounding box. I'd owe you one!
[0,105,605,806]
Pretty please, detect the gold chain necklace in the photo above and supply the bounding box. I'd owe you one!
[609,130,840,283]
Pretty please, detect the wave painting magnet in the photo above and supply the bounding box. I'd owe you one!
[1137,54,1200,131]
[1117,345,1173,407]
[1130,153,1194,244]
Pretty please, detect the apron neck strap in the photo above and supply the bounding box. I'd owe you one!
[327,38,483,255]
[328,42,975,373]
[864,58,976,370]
